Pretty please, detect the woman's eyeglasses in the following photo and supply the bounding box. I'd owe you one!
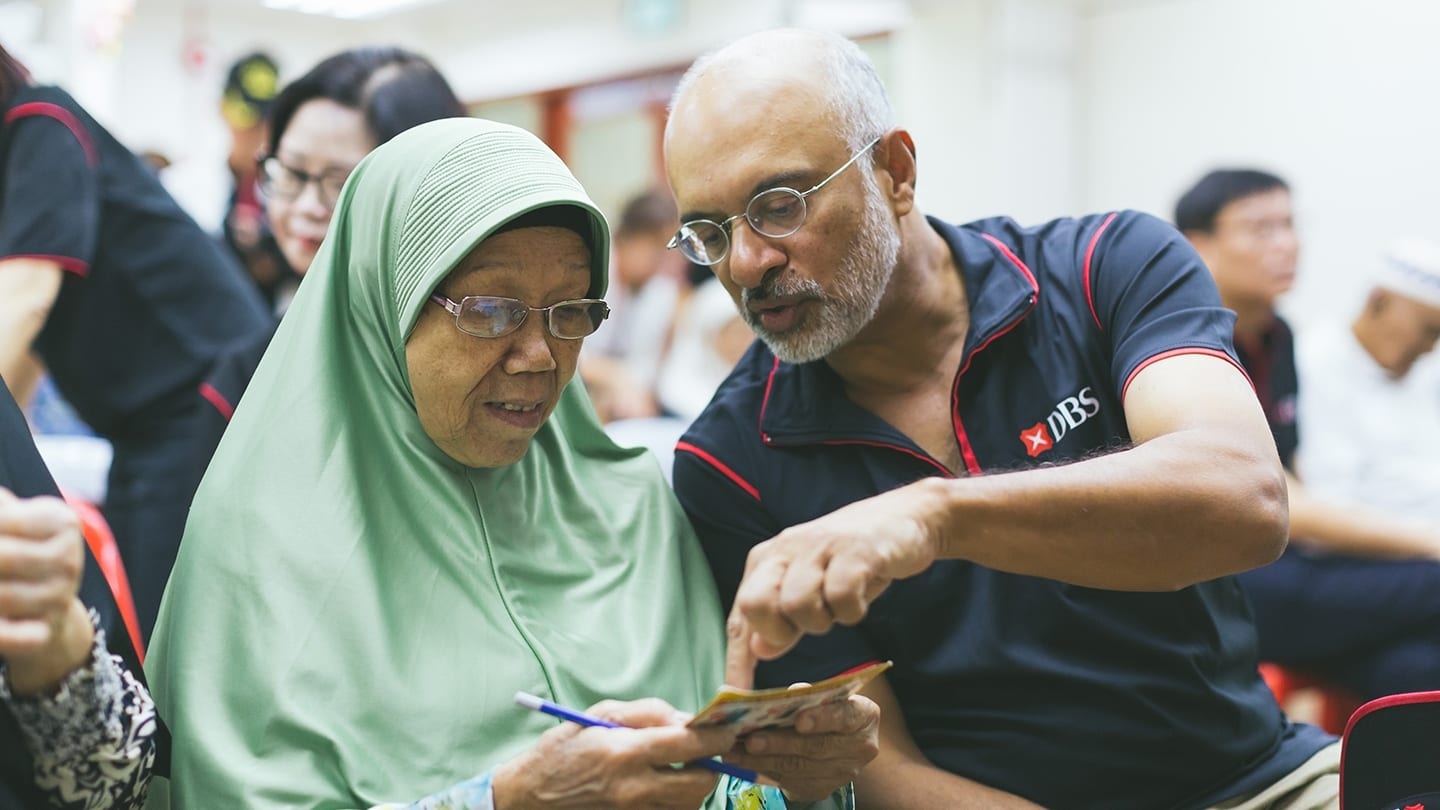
[429,294,610,340]
[257,156,353,209]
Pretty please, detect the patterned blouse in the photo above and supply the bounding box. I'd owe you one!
[0,614,156,810]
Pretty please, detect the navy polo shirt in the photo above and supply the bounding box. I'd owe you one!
[675,211,1332,810]
[0,86,271,435]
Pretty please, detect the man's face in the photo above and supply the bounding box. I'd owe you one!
[1192,187,1299,309]
[1366,291,1440,378]
[666,85,899,363]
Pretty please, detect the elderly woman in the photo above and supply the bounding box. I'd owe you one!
[145,118,875,809]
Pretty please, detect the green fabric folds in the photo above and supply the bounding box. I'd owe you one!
[146,118,727,808]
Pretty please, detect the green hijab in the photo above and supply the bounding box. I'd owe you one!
[146,118,727,808]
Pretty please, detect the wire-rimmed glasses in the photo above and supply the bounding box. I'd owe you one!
[429,294,610,340]
[667,136,883,266]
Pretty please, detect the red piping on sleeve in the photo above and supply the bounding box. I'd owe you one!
[1083,212,1119,331]
[1,253,90,277]
[676,441,761,501]
[198,382,235,420]
[4,102,99,167]
[1120,348,1252,403]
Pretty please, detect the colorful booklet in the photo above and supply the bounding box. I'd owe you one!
[687,660,893,735]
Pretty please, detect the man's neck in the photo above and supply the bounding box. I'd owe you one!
[1228,299,1277,343]
[1350,316,1398,377]
[826,216,969,397]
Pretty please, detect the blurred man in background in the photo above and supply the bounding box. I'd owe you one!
[1178,168,1440,700]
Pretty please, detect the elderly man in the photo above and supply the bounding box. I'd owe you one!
[1178,168,1440,702]
[664,28,1337,810]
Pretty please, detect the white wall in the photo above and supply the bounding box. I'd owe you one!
[1079,0,1440,331]
[19,0,1440,333]
[892,0,1081,227]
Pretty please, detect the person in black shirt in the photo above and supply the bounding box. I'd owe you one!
[0,42,274,643]
[0,383,156,810]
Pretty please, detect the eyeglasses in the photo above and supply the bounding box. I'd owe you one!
[257,156,354,209]
[1215,216,1295,243]
[429,294,610,340]
[667,136,882,266]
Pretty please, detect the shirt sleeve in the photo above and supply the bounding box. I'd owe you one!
[0,106,101,273]
[0,611,157,810]
[674,444,880,688]
[1083,211,1243,399]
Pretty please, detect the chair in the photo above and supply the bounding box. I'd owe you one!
[1259,663,1363,735]
[1340,690,1440,809]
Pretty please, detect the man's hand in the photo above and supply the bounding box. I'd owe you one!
[492,698,738,810]
[0,487,94,695]
[723,693,880,802]
[726,481,944,684]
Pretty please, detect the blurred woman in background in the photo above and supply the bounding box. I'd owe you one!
[258,46,465,312]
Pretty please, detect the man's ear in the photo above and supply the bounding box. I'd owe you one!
[1364,287,1390,317]
[877,128,917,216]
[1183,228,1213,257]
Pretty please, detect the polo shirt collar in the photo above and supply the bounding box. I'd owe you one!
[759,216,1039,446]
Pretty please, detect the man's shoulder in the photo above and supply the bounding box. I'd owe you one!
[953,209,1179,286]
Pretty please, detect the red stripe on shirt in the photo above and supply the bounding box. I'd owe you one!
[1083,212,1120,331]
[198,382,235,420]
[1120,347,1253,403]
[4,102,99,167]
[0,253,89,276]
[675,441,761,501]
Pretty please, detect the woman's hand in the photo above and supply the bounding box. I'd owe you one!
[0,487,95,696]
[492,698,739,809]
[723,693,880,802]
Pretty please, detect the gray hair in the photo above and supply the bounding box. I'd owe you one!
[667,29,895,153]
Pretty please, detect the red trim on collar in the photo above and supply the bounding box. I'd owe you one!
[1119,347,1252,403]
[676,441,761,501]
[758,355,782,444]
[1083,212,1119,331]
[5,102,98,167]
[951,236,1041,475]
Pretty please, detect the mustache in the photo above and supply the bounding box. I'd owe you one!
[742,269,824,306]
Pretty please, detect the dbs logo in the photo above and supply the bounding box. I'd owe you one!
[1020,387,1101,457]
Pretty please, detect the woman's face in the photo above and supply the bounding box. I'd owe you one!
[405,226,593,468]
[267,99,374,274]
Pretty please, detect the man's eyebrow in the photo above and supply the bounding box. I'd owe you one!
[679,169,815,224]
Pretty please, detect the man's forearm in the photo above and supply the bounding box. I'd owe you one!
[857,759,1043,810]
[926,428,1288,590]
[1287,473,1440,559]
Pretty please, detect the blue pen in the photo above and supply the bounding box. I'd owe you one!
[514,691,775,787]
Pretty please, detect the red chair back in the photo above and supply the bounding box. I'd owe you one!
[1340,691,1440,809]
[62,493,145,664]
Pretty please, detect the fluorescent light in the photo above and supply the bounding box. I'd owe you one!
[260,0,446,20]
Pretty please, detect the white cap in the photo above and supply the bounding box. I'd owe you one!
[1375,238,1440,309]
